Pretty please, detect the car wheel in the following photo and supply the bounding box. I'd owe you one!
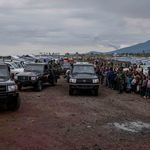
[36,80,42,91]
[69,88,74,96]
[94,89,98,96]
[51,78,56,86]
[55,78,58,83]
[7,96,21,111]
[18,84,22,91]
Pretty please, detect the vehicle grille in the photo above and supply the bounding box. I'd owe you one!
[18,76,30,81]
[76,79,92,84]
[0,85,6,93]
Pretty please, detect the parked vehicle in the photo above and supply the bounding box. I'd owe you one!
[68,62,100,96]
[13,60,25,68]
[0,63,21,111]
[15,63,57,91]
[62,62,72,74]
[5,61,24,75]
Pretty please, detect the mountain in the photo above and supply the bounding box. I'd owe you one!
[108,40,150,54]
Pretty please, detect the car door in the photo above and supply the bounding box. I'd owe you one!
[43,65,49,82]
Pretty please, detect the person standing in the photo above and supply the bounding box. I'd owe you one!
[126,73,133,93]
[117,67,125,94]
[141,75,147,98]
[146,76,150,98]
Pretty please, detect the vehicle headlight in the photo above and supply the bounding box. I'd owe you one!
[69,78,76,83]
[93,79,99,84]
[31,76,37,80]
[8,85,17,92]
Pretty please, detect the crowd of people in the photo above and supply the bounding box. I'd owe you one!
[94,59,150,99]
[44,56,150,99]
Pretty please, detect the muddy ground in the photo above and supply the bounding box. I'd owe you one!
[0,77,150,150]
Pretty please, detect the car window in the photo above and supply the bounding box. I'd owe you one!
[25,64,44,73]
[63,63,71,68]
[11,62,19,68]
[0,65,9,79]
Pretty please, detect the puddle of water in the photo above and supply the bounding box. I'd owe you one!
[109,121,150,133]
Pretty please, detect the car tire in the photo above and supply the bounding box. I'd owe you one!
[51,78,56,86]
[69,88,74,96]
[55,78,58,83]
[18,84,22,91]
[7,96,21,111]
[36,80,42,91]
[94,89,98,96]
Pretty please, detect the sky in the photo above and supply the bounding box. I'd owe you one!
[0,0,150,55]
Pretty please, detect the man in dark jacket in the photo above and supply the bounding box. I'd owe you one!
[107,67,115,89]
[116,67,125,93]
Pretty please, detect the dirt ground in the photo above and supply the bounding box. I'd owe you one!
[1,77,150,150]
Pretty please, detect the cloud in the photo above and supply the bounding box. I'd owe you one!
[98,0,150,18]
[0,0,149,54]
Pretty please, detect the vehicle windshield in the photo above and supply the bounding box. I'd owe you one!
[0,65,9,79]
[63,62,71,68]
[72,65,95,74]
[24,64,44,73]
[11,62,20,68]
[6,62,20,69]
[14,62,24,68]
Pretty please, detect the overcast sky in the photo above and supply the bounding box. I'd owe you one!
[0,0,150,55]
